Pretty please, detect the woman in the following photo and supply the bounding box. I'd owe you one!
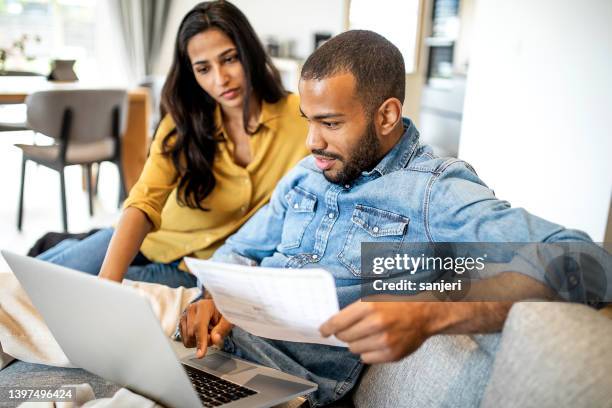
[38,0,309,287]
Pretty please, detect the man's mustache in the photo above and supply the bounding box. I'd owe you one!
[311,149,343,161]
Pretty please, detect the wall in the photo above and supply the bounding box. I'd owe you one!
[155,0,345,75]
[453,0,476,75]
[402,0,431,124]
[459,0,612,241]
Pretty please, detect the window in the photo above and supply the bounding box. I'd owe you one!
[0,0,96,76]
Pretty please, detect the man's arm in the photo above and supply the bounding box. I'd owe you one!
[321,160,595,364]
[320,272,554,364]
[426,160,606,301]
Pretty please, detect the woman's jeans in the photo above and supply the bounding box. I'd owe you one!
[37,227,198,288]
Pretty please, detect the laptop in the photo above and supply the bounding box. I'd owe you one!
[2,251,316,408]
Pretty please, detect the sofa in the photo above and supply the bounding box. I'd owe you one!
[352,302,612,408]
[1,302,610,408]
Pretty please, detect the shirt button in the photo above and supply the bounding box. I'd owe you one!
[293,203,299,209]
[328,213,335,219]
[373,226,379,233]
[344,184,350,189]
[241,205,247,212]
[312,254,318,260]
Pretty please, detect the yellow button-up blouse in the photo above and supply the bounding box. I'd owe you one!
[123,93,309,264]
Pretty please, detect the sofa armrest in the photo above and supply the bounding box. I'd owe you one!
[481,302,612,408]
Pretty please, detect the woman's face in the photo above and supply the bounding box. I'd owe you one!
[187,28,247,110]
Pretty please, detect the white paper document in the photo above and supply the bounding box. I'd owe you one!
[184,258,347,347]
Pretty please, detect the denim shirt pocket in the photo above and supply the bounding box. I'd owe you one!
[338,204,410,276]
[278,186,317,251]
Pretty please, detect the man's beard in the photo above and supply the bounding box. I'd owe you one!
[314,119,381,185]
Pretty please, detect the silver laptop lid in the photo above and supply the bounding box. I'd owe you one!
[3,250,202,408]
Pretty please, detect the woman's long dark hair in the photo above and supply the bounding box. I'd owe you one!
[160,0,286,210]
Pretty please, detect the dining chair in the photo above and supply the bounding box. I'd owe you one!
[15,89,128,232]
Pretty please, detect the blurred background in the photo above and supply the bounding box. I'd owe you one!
[0,0,610,265]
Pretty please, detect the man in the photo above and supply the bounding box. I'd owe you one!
[180,30,597,406]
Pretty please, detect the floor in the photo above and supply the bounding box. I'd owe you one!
[0,130,121,272]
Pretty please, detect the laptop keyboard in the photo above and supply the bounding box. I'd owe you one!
[183,364,258,407]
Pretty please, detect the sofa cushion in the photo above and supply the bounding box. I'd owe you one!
[353,334,499,407]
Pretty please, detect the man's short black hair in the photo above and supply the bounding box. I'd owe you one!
[301,30,405,114]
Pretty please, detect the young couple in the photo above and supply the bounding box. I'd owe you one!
[38,1,599,406]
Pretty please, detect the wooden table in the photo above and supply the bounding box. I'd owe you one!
[0,77,150,192]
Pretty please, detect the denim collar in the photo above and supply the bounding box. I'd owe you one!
[362,117,419,178]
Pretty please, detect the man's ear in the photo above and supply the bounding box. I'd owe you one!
[375,98,402,136]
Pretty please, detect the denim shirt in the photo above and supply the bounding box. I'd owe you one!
[214,119,591,304]
[212,119,592,406]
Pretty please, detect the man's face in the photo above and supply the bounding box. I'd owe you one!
[299,73,381,185]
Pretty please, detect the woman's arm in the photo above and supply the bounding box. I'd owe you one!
[98,207,153,282]
[98,116,178,282]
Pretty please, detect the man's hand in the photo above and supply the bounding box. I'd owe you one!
[320,273,553,364]
[179,299,234,358]
[319,301,433,364]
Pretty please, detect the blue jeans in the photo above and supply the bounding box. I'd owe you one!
[37,227,198,288]
[224,327,363,407]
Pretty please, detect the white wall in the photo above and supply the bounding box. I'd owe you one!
[459,0,612,241]
[155,0,346,76]
[453,0,476,74]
